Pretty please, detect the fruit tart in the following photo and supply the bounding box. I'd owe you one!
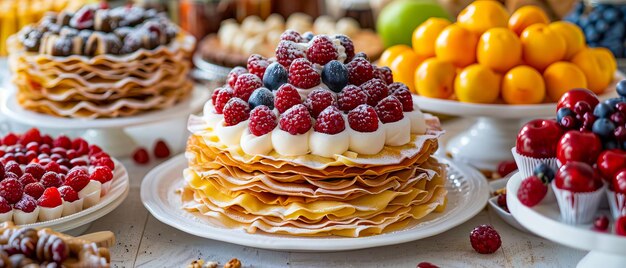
[7,4,195,118]
[181,31,447,237]
[0,128,118,224]
[0,221,110,267]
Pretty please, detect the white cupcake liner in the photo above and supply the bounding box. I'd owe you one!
[607,190,626,219]
[511,147,558,179]
[552,181,606,224]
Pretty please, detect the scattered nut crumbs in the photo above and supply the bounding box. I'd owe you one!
[187,258,241,268]
[225,258,242,268]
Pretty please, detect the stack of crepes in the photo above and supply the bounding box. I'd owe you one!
[7,34,194,118]
[181,114,448,237]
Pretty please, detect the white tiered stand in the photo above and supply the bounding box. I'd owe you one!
[507,172,626,268]
[0,86,209,158]
[414,71,624,171]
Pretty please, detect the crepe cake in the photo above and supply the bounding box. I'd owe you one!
[7,4,195,118]
[180,30,447,237]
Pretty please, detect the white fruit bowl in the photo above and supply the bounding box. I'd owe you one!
[507,172,626,268]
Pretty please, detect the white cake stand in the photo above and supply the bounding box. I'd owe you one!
[507,172,626,268]
[0,86,210,157]
[415,71,623,171]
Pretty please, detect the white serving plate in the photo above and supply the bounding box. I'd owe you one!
[488,175,530,233]
[18,158,130,233]
[141,154,489,252]
[507,172,626,268]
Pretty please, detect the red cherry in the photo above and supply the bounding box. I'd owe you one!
[557,130,602,165]
[559,115,578,129]
[616,216,626,236]
[555,162,602,192]
[557,89,599,112]
[496,160,517,177]
[516,119,563,158]
[597,149,626,182]
[573,101,592,115]
[613,169,626,194]
[593,215,609,231]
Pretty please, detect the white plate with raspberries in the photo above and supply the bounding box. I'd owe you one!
[507,172,626,268]
[0,129,130,233]
[141,154,489,252]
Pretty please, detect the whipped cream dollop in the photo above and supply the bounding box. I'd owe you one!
[309,129,350,158]
[214,120,248,147]
[241,128,274,155]
[384,116,411,146]
[271,128,311,156]
[348,122,386,155]
[406,110,426,134]
[203,101,224,126]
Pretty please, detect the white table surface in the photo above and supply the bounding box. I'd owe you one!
[0,116,585,268]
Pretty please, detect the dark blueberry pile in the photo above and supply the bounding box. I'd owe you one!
[565,2,626,57]
[18,4,179,57]
[557,81,626,149]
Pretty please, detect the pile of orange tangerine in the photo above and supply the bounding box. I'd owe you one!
[379,0,617,105]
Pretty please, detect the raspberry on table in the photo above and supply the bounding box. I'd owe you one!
[275,40,306,69]
[279,104,312,135]
[233,73,263,102]
[133,148,150,165]
[314,106,345,135]
[0,178,23,204]
[24,182,45,199]
[227,66,247,88]
[249,106,278,136]
[275,84,302,114]
[154,140,171,159]
[517,175,547,207]
[279,29,304,43]
[375,96,404,123]
[289,58,321,89]
[247,54,270,79]
[390,85,414,112]
[337,85,368,112]
[375,66,394,85]
[469,225,501,254]
[306,35,339,65]
[214,88,234,114]
[304,88,336,118]
[360,78,389,106]
[346,57,375,86]
[348,104,379,133]
[334,34,355,62]
[223,98,251,126]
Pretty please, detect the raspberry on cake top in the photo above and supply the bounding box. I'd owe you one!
[193,31,437,160]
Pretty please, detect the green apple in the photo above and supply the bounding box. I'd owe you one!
[377,0,450,48]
